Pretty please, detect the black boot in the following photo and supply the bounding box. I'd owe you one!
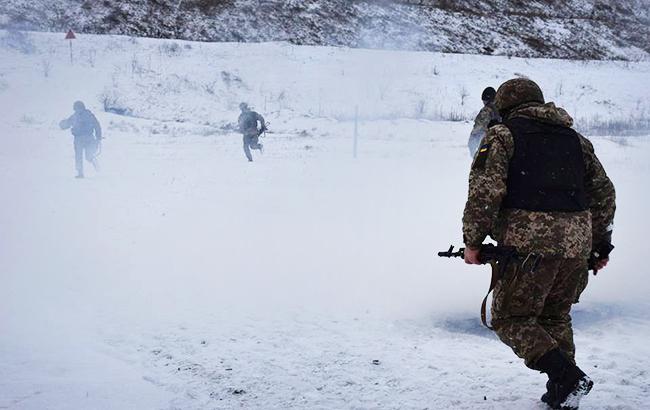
[554,367,593,410]
[535,349,593,409]
[541,379,556,406]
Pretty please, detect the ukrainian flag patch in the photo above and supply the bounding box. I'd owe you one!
[473,143,491,170]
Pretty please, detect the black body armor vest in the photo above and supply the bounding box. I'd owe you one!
[502,117,587,212]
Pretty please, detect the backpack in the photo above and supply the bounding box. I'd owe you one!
[239,111,258,132]
[72,110,96,137]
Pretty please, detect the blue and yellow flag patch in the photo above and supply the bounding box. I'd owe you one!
[473,143,491,170]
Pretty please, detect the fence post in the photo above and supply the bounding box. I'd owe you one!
[353,105,359,158]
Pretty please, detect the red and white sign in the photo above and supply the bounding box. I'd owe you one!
[65,29,76,40]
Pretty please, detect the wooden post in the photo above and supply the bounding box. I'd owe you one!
[353,105,359,159]
[65,29,76,65]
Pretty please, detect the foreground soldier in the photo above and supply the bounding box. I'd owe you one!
[467,87,500,157]
[59,101,102,178]
[237,102,266,162]
[462,78,616,409]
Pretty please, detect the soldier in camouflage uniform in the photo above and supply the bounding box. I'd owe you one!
[59,101,103,178]
[238,102,266,162]
[467,87,501,157]
[462,78,615,409]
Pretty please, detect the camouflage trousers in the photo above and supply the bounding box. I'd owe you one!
[243,133,262,161]
[73,135,99,175]
[491,257,588,369]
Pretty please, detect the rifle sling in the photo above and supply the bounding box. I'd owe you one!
[480,259,509,330]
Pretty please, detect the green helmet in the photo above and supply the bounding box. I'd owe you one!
[494,78,545,116]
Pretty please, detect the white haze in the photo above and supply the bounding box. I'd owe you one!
[1,30,649,409]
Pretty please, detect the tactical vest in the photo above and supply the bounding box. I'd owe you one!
[239,111,258,130]
[502,117,587,212]
[71,110,96,137]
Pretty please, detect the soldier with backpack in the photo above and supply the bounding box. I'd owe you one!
[237,102,267,162]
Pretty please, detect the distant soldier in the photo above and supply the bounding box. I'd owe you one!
[59,101,102,178]
[237,102,266,162]
[462,78,616,409]
[467,87,500,157]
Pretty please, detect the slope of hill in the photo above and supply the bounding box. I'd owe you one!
[0,0,648,60]
[1,30,649,136]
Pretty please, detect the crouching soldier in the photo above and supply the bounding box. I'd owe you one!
[462,78,616,409]
[59,101,102,178]
[237,102,266,162]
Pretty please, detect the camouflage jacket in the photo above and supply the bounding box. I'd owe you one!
[238,110,266,136]
[60,109,102,139]
[462,102,616,258]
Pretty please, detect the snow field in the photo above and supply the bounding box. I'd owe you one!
[1,31,650,409]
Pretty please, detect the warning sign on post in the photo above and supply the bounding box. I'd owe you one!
[65,29,76,64]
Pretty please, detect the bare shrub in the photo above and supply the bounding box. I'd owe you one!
[277,90,288,111]
[130,53,144,75]
[554,81,564,98]
[459,85,469,106]
[159,42,182,57]
[83,48,97,67]
[203,80,218,95]
[2,29,35,54]
[444,110,466,122]
[100,81,132,116]
[41,59,51,78]
[221,71,244,88]
[378,82,391,100]
[415,99,426,118]
[577,116,650,136]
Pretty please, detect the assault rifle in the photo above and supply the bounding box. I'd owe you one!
[438,244,525,266]
[258,121,270,138]
[438,244,542,329]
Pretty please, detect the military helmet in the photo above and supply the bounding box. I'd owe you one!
[73,100,86,112]
[481,87,496,102]
[494,78,544,116]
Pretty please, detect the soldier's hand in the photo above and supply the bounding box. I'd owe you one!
[594,257,609,271]
[464,247,481,265]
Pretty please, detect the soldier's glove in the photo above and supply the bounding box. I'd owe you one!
[588,242,614,274]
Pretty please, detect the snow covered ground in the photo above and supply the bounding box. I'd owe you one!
[1,31,650,409]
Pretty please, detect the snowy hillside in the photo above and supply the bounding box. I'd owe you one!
[2,30,649,137]
[1,31,650,409]
[1,0,649,60]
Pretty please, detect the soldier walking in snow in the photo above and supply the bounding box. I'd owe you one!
[462,78,616,409]
[467,87,500,157]
[59,101,103,178]
[237,102,266,162]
